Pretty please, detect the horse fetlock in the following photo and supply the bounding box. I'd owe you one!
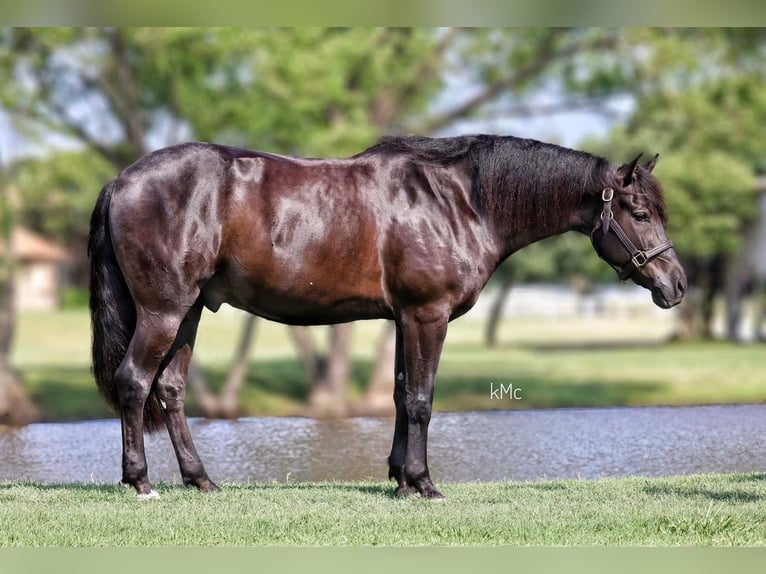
[388,461,406,484]
[122,458,149,487]
[404,463,428,485]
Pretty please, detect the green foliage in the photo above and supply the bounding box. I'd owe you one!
[60,287,89,310]
[655,152,755,256]
[13,151,114,244]
[132,28,442,156]
[507,234,614,285]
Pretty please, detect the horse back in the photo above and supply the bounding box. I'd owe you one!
[107,142,495,324]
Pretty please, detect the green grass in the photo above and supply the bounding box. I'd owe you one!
[2,474,766,545]
[10,308,766,422]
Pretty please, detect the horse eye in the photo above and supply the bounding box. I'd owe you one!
[633,212,650,222]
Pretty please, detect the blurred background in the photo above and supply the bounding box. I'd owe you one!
[0,28,764,429]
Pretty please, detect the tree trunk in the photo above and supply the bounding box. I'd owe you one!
[723,252,749,342]
[755,281,766,342]
[672,288,706,340]
[0,194,38,426]
[703,255,725,339]
[306,323,353,418]
[218,314,257,418]
[672,256,724,341]
[288,325,322,383]
[187,360,219,417]
[485,274,514,347]
[353,321,396,416]
[187,314,258,419]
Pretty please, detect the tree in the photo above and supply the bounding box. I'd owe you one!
[0,168,38,426]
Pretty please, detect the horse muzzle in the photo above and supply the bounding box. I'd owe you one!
[650,269,687,309]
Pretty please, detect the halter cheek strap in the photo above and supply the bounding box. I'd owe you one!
[601,187,613,234]
[593,187,674,281]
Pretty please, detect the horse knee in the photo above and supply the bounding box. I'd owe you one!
[406,393,432,425]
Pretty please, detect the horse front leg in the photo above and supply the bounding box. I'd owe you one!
[387,322,415,496]
[399,305,448,500]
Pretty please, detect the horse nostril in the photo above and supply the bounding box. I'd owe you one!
[676,277,686,296]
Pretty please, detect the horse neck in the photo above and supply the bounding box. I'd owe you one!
[487,187,590,261]
[475,153,607,261]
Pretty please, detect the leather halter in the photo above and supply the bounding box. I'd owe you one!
[591,187,674,281]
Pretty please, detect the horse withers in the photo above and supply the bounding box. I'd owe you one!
[88,135,686,500]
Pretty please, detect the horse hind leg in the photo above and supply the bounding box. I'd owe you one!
[154,300,219,492]
[115,307,188,499]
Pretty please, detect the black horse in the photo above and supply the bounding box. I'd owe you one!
[89,134,686,500]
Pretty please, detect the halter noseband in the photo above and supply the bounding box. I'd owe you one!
[591,187,674,281]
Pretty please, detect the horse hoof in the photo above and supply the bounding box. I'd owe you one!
[394,485,417,498]
[420,488,445,501]
[201,481,221,493]
[138,490,160,501]
[186,477,221,493]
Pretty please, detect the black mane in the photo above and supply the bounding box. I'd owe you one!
[362,134,611,232]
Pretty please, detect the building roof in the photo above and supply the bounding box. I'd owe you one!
[0,226,70,263]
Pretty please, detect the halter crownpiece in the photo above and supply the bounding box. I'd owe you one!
[593,187,674,281]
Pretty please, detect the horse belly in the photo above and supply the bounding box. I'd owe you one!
[203,240,391,325]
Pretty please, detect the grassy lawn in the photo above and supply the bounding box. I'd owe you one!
[1,474,765,546]
[10,307,766,422]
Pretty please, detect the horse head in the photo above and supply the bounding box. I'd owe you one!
[590,153,687,309]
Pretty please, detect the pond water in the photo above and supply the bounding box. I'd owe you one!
[2,404,766,485]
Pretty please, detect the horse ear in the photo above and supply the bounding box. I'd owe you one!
[644,153,659,173]
[617,153,643,186]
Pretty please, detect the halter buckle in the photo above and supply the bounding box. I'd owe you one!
[631,251,648,269]
[601,188,614,202]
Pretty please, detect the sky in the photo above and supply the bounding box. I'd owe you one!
[0,42,636,166]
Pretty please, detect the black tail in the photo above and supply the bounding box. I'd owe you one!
[88,181,165,433]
